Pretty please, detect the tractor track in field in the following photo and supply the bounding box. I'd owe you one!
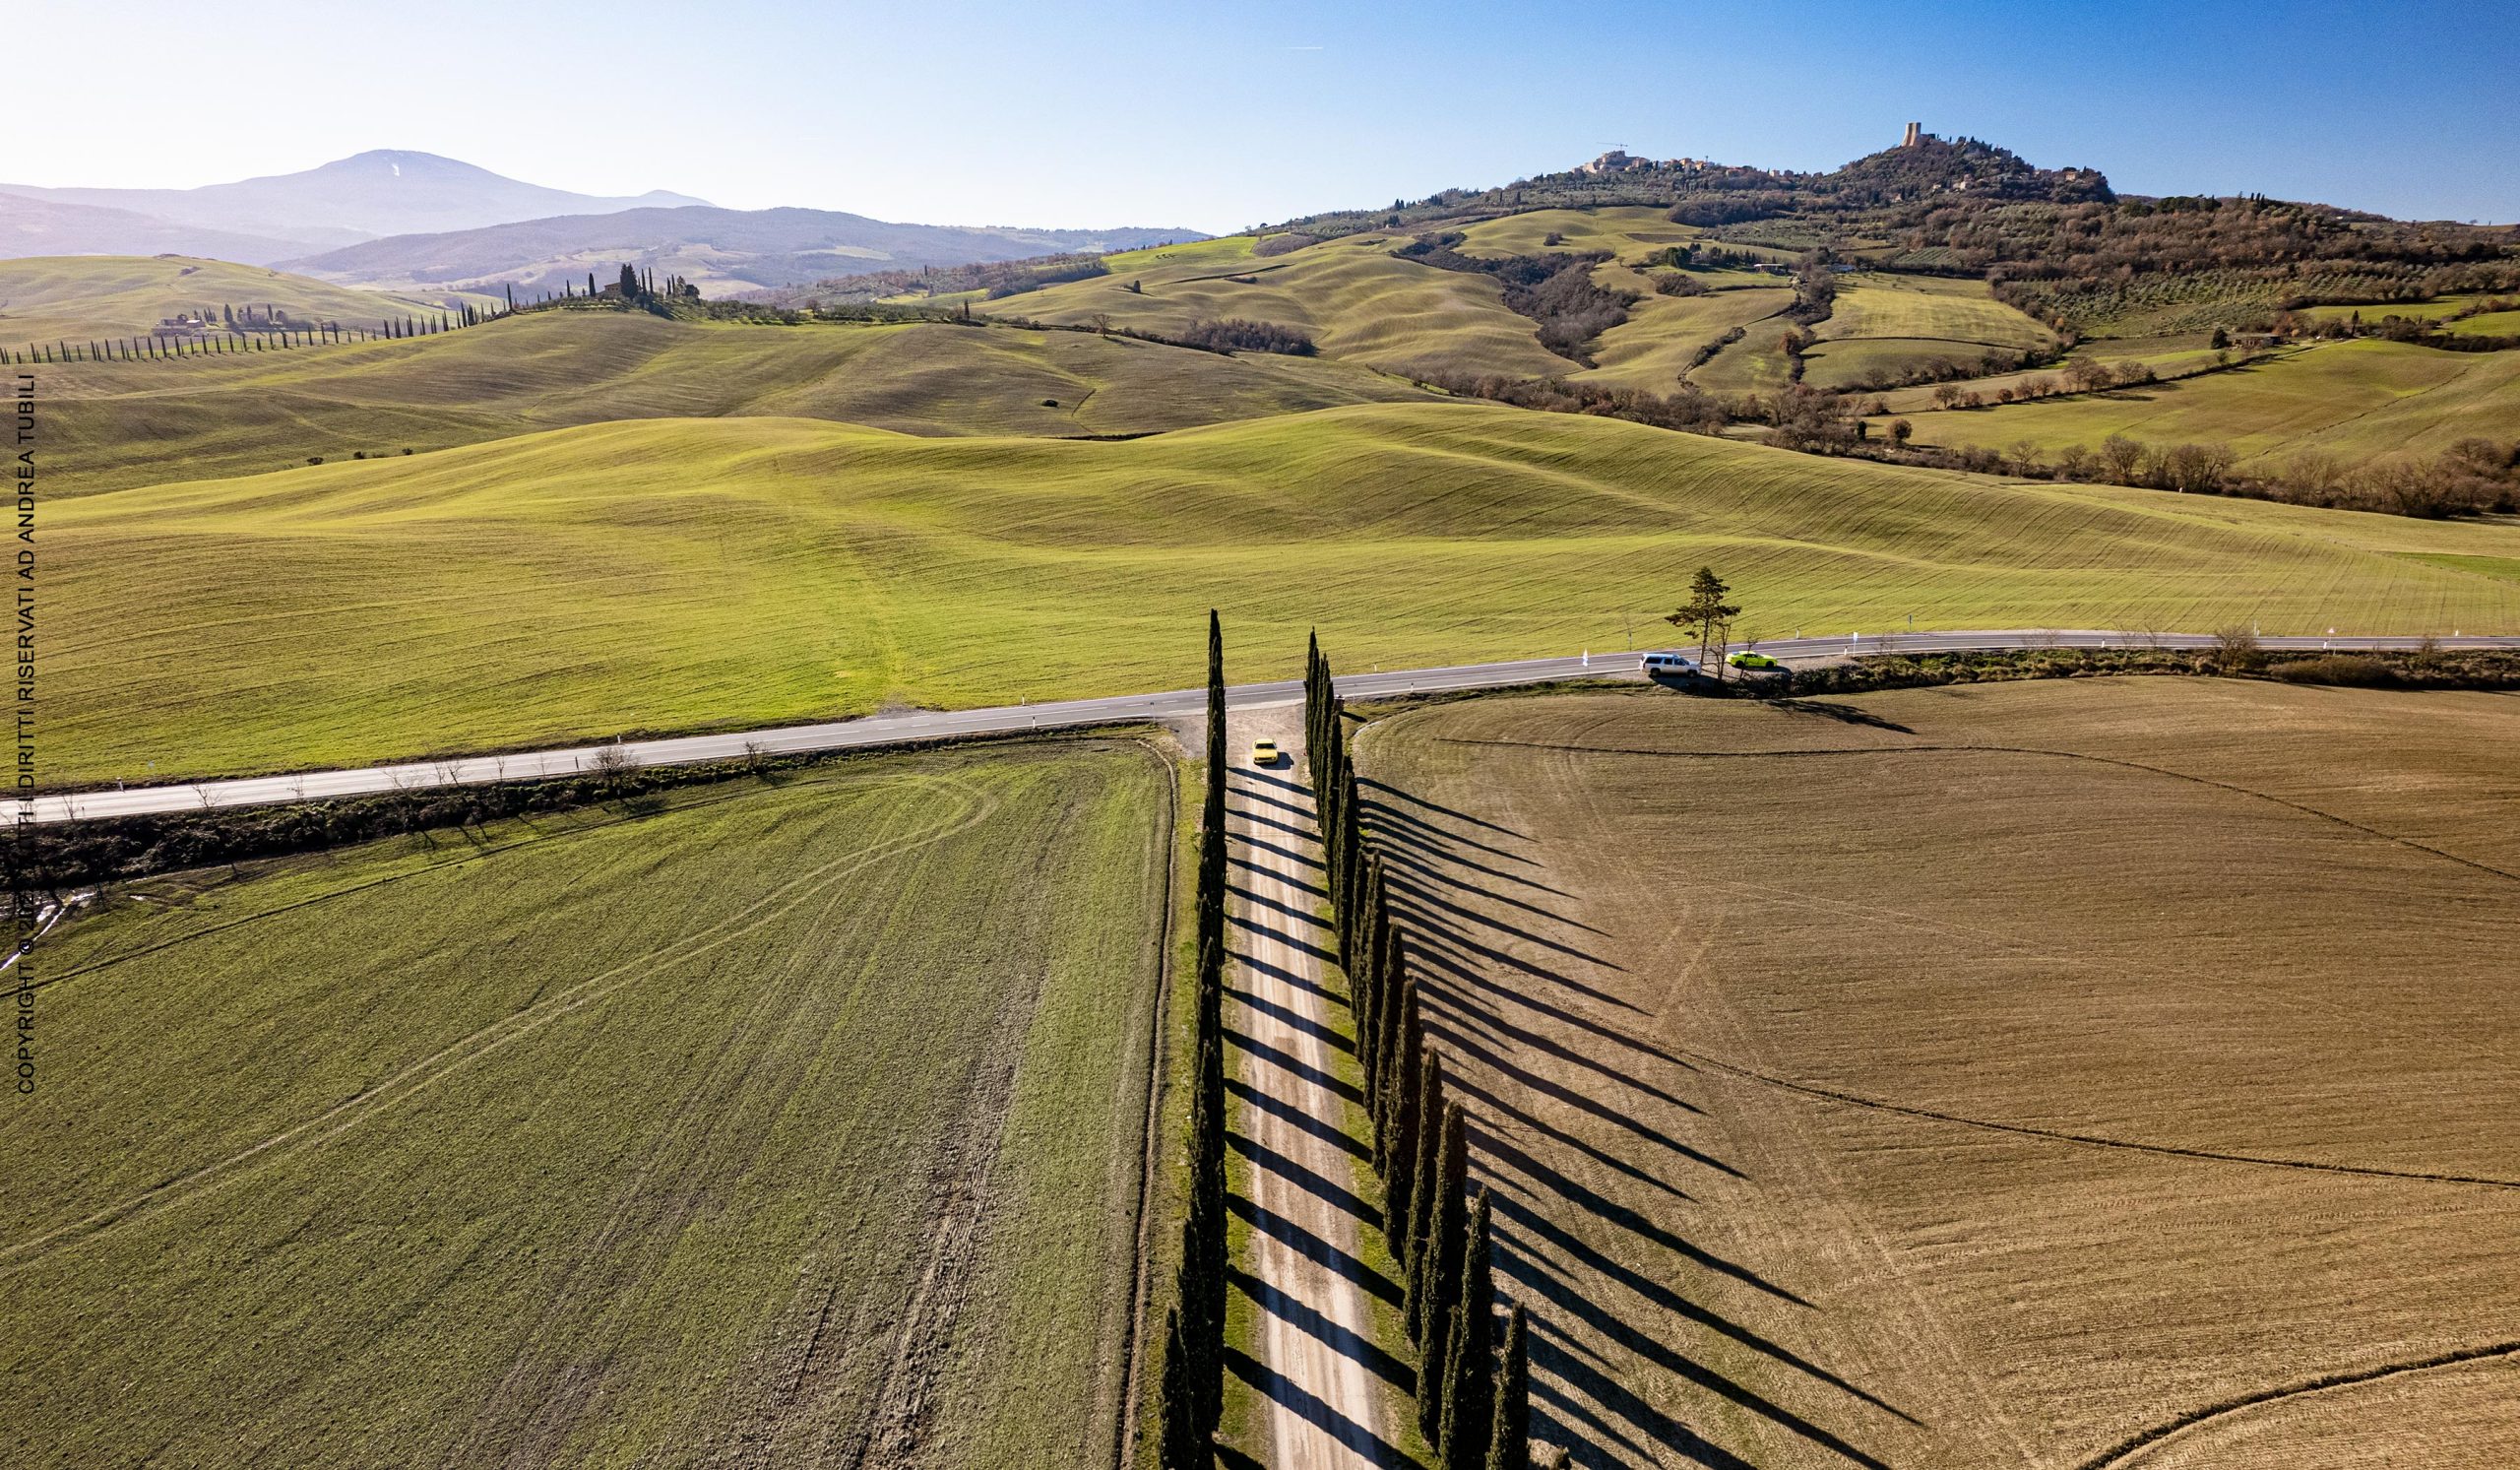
[832,961,1038,1470]
[1430,735,2520,886]
[1665,1042,2520,1190]
[1109,741,1184,1470]
[2069,1339,2520,1470]
[0,776,999,1277]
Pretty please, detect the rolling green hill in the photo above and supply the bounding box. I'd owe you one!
[49,401,2520,784]
[997,230,1574,379]
[992,211,2066,398]
[0,255,495,345]
[42,309,1433,494]
[1873,338,2520,466]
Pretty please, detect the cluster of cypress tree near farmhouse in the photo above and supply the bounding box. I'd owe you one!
[1158,611,1233,1468]
[4,263,702,366]
[7,300,505,365]
[1307,635,1533,1470]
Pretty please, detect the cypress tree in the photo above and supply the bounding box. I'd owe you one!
[1440,1191,1496,1470]
[1407,1097,1462,1318]
[1353,858,1387,1084]
[1199,610,1227,963]
[1383,998,1428,1231]
[1485,1306,1530,1470]
[1186,997,1227,1428]
[1414,1105,1470,1439]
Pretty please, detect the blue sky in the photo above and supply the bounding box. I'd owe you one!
[21,0,2519,229]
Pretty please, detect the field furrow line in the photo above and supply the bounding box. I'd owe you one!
[0,775,1000,1274]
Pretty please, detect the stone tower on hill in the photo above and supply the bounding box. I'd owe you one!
[1902,121,1922,148]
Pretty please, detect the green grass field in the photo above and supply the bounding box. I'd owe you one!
[0,255,495,345]
[48,400,2520,784]
[41,309,1433,494]
[1005,230,1575,379]
[2293,293,2504,326]
[1576,266,1793,391]
[1873,338,2520,465]
[1448,205,1699,259]
[4,741,1169,1469]
[1813,272,2055,351]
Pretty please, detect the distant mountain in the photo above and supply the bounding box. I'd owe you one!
[0,194,314,266]
[283,206,1210,295]
[0,150,709,254]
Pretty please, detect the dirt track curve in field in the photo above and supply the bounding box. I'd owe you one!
[1225,712,1412,1468]
[2070,1339,2520,1470]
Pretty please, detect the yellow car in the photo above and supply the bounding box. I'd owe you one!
[1250,738,1280,767]
[1726,650,1780,670]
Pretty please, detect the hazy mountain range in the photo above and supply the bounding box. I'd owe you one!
[0,150,705,259]
[282,207,1207,296]
[0,150,1206,293]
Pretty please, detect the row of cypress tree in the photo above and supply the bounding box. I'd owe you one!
[1159,611,1232,1468]
[1305,635,1531,1470]
[7,307,498,365]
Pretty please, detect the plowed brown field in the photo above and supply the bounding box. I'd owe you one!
[1356,676,2520,1469]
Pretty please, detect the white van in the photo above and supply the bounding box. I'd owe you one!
[1641,652,1701,677]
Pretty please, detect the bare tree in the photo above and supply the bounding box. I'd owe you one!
[590,743,637,794]
[2213,627,2267,672]
[2099,433,2146,482]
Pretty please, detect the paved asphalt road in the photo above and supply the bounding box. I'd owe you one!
[30,630,2517,824]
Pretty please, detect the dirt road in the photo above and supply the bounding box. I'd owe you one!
[1224,710,1413,1469]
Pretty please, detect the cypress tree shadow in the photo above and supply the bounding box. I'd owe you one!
[1423,1011,1732,1173]
[1228,908,1339,964]
[1402,930,1669,1059]
[1358,774,1530,839]
[1771,698,1915,733]
[1230,852,1326,897]
[1231,829,1327,871]
[1224,1024,1364,1104]
[1228,983,1355,1053]
[1384,869,1619,967]
[1527,1341,1761,1470]
[1228,1194,1404,1308]
[1415,972,1699,1115]
[1226,1076,1372,1161]
[1485,1163,1804,1308]
[1513,1269,1899,1468]
[1231,947,1346,1007]
[1228,1268,1418,1388]
[1228,879,1335,931]
[1230,1130,1383,1223]
[1224,1347,1418,1467]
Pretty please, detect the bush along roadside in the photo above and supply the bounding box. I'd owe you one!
[1306,636,1532,1470]
[1720,645,2520,702]
[1158,611,1233,1468]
